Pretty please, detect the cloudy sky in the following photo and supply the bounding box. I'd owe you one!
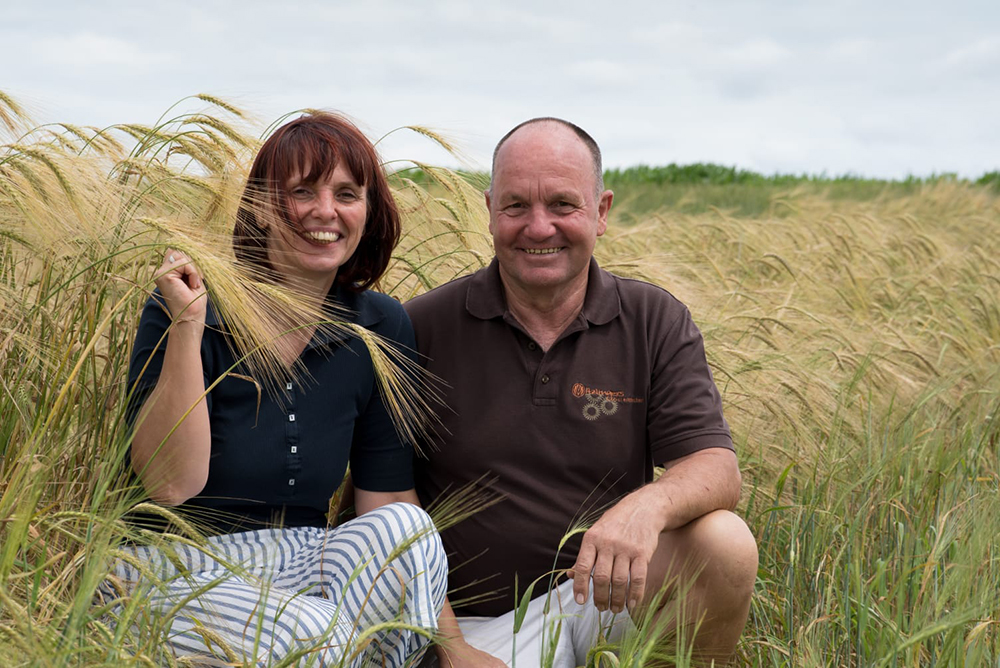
[4,0,998,178]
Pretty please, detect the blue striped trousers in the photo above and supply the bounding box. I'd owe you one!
[107,502,448,667]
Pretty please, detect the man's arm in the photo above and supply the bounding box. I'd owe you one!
[567,447,741,613]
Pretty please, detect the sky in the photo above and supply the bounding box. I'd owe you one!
[3,0,999,179]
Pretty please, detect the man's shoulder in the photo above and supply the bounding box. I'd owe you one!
[403,271,479,322]
[603,269,692,320]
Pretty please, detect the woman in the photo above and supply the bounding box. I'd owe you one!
[118,113,447,667]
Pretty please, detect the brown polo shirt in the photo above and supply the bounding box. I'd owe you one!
[405,258,732,617]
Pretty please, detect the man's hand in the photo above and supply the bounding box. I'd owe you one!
[568,491,663,614]
[568,448,742,615]
[436,639,508,667]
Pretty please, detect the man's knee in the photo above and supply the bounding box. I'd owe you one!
[655,510,758,600]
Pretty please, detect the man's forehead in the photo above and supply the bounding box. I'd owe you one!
[494,126,594,184]
[497,121,583,158]
[492,178,588,202]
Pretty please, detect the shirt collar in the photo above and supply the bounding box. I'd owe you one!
[312,283,384,347]
[330,283,385,328]
[466,256,621,327]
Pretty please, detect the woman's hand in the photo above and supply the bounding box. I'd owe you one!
[131,249,212,505]
[156,249,207,326]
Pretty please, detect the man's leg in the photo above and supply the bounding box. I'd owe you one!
[441,580,629,668]
[427,510,755,667]
[642,509,758,665]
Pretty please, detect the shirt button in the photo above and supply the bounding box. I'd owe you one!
[286,382,293,390]
[528,342,537,350]
[288,478,295,486]
[290,446,297,454]
[541,374,550,384]
[288,414,296,422]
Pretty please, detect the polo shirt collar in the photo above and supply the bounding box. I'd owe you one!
[313,283,384,347]
[582,258,621,326]
[331,283,384,328]
[466,257,621,326]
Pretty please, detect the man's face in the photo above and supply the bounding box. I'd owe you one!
[486,123,613,300]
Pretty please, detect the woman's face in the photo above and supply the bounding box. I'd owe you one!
[265,162,367,292]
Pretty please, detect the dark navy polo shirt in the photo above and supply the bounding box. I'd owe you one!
[127,285,416,536]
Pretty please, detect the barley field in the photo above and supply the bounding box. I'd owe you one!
[0,93,998,666]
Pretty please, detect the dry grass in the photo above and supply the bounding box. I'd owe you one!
[0,94,486,665]
[1,91,999,665]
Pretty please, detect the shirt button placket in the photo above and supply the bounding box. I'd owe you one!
[286,378,300,496]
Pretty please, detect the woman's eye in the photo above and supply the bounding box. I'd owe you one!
[338,191,358,201]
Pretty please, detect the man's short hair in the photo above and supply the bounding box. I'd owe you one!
[489,117,604,196]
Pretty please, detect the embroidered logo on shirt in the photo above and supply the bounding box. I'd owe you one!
[571,383,643,421]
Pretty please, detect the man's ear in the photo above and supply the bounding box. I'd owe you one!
[484,188,495,233]
[596,189,614,236]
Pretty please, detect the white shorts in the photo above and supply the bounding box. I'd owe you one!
[455,579,636,668]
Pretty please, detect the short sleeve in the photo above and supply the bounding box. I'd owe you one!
[125,292,213,427]
[349,298,417,491]
[647,302,733,465]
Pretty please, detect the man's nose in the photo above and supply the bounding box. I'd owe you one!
[523,206,556,238]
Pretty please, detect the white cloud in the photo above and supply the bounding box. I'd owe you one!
[826,38,876,62]
[942,35,1000,71]
[720,38,792,68]
[3,0,999,178]
[630,21,706,48]
[565,60,642,86]
[37,32,171,68]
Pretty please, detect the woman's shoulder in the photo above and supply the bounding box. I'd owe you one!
[340,288,406,323]
[358,288,406,313]
[348,289,413,346]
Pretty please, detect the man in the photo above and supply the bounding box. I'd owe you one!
[406,118,758,667]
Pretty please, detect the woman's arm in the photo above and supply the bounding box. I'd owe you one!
[130,251,212,506]
[353,487,419,516]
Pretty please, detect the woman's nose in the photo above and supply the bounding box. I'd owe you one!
[314,191,337,219]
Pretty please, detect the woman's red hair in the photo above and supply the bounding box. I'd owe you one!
[233,112,400,291]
